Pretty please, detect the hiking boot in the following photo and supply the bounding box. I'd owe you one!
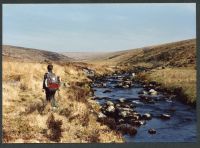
[51,107,57,112]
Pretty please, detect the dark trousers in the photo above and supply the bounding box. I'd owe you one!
[45,88,57,107]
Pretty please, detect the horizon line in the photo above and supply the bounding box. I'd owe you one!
[3,38,196,53]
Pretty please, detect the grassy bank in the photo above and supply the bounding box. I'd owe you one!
[137,67,196,105]
[89,62,196,106]
[3,61,124,143]
[88,39,196,106]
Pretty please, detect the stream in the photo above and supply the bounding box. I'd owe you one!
[91,73,196,142]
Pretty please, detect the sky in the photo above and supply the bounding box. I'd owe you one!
[3,3,196,52]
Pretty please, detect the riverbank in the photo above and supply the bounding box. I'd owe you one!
[93,64,196,106]
[134,67,196,106]
[89,39,196,106]
[3,61,124,143]
[3,60,196,143]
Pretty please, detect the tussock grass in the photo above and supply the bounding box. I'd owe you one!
[46,113,63,142]
[3,61,123,143]
[146,67,196,104]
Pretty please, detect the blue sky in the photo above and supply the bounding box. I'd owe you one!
[3,4,196,52]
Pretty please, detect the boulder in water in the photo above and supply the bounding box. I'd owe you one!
[148,99,156,104]
[143,90,148,95]
[102,83,107,87]
[121,107,132,112]
[142,113,152,120]
[139,120,146,125]
[124,104,131,108]
[148,128,156,134]
[119,111,129,118]
[119,98,126,103]
[139,95,147,100]
[117,75,122,78]
[132,100,143,105]
[131,115,140,121]
[129,103,136,108]
[123,85,130,88]
[106,101,114,106]
[115,103,121,108]
[106,105,115,113]
[130,120,145,127]
[160,114,171,120]
[138,90,148,95]
[133,112,142,117]
[139,95,153,104]
[125,80,132,85]
[116,124,128,134]
[149,89,158,95]
[118,118,125,124]
[96,83,102,88]
[128,126,137,136]
[98,112,106,118]
[166,99,173,103]
[115,83,123,88]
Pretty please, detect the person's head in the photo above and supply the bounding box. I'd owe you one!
[47,64,53,72]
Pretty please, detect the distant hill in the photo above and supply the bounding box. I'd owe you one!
[92,39,196,68]
[3,39,196,68]
[3,45,74,63]
[62,52,110,61]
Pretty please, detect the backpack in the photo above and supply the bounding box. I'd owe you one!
[46,72,60,91]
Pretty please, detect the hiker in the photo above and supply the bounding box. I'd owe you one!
[43,64,61,109]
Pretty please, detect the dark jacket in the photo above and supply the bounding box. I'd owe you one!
[43,72,48,89]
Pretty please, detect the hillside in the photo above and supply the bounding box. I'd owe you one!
[120,39,196,68]
[89,39,196,105]
[92,39,196,69]
[62,52,110,61]
[3,45,74,63]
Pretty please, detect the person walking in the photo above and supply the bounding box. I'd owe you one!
[43,64,61,110]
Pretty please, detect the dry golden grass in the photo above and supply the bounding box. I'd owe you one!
[91,64,116,75]
[146,67,196,104]
[92,39,196,69]
[88,39,196,105]
[3,61,123,143]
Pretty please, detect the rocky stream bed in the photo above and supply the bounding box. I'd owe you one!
[91,72,196,142]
